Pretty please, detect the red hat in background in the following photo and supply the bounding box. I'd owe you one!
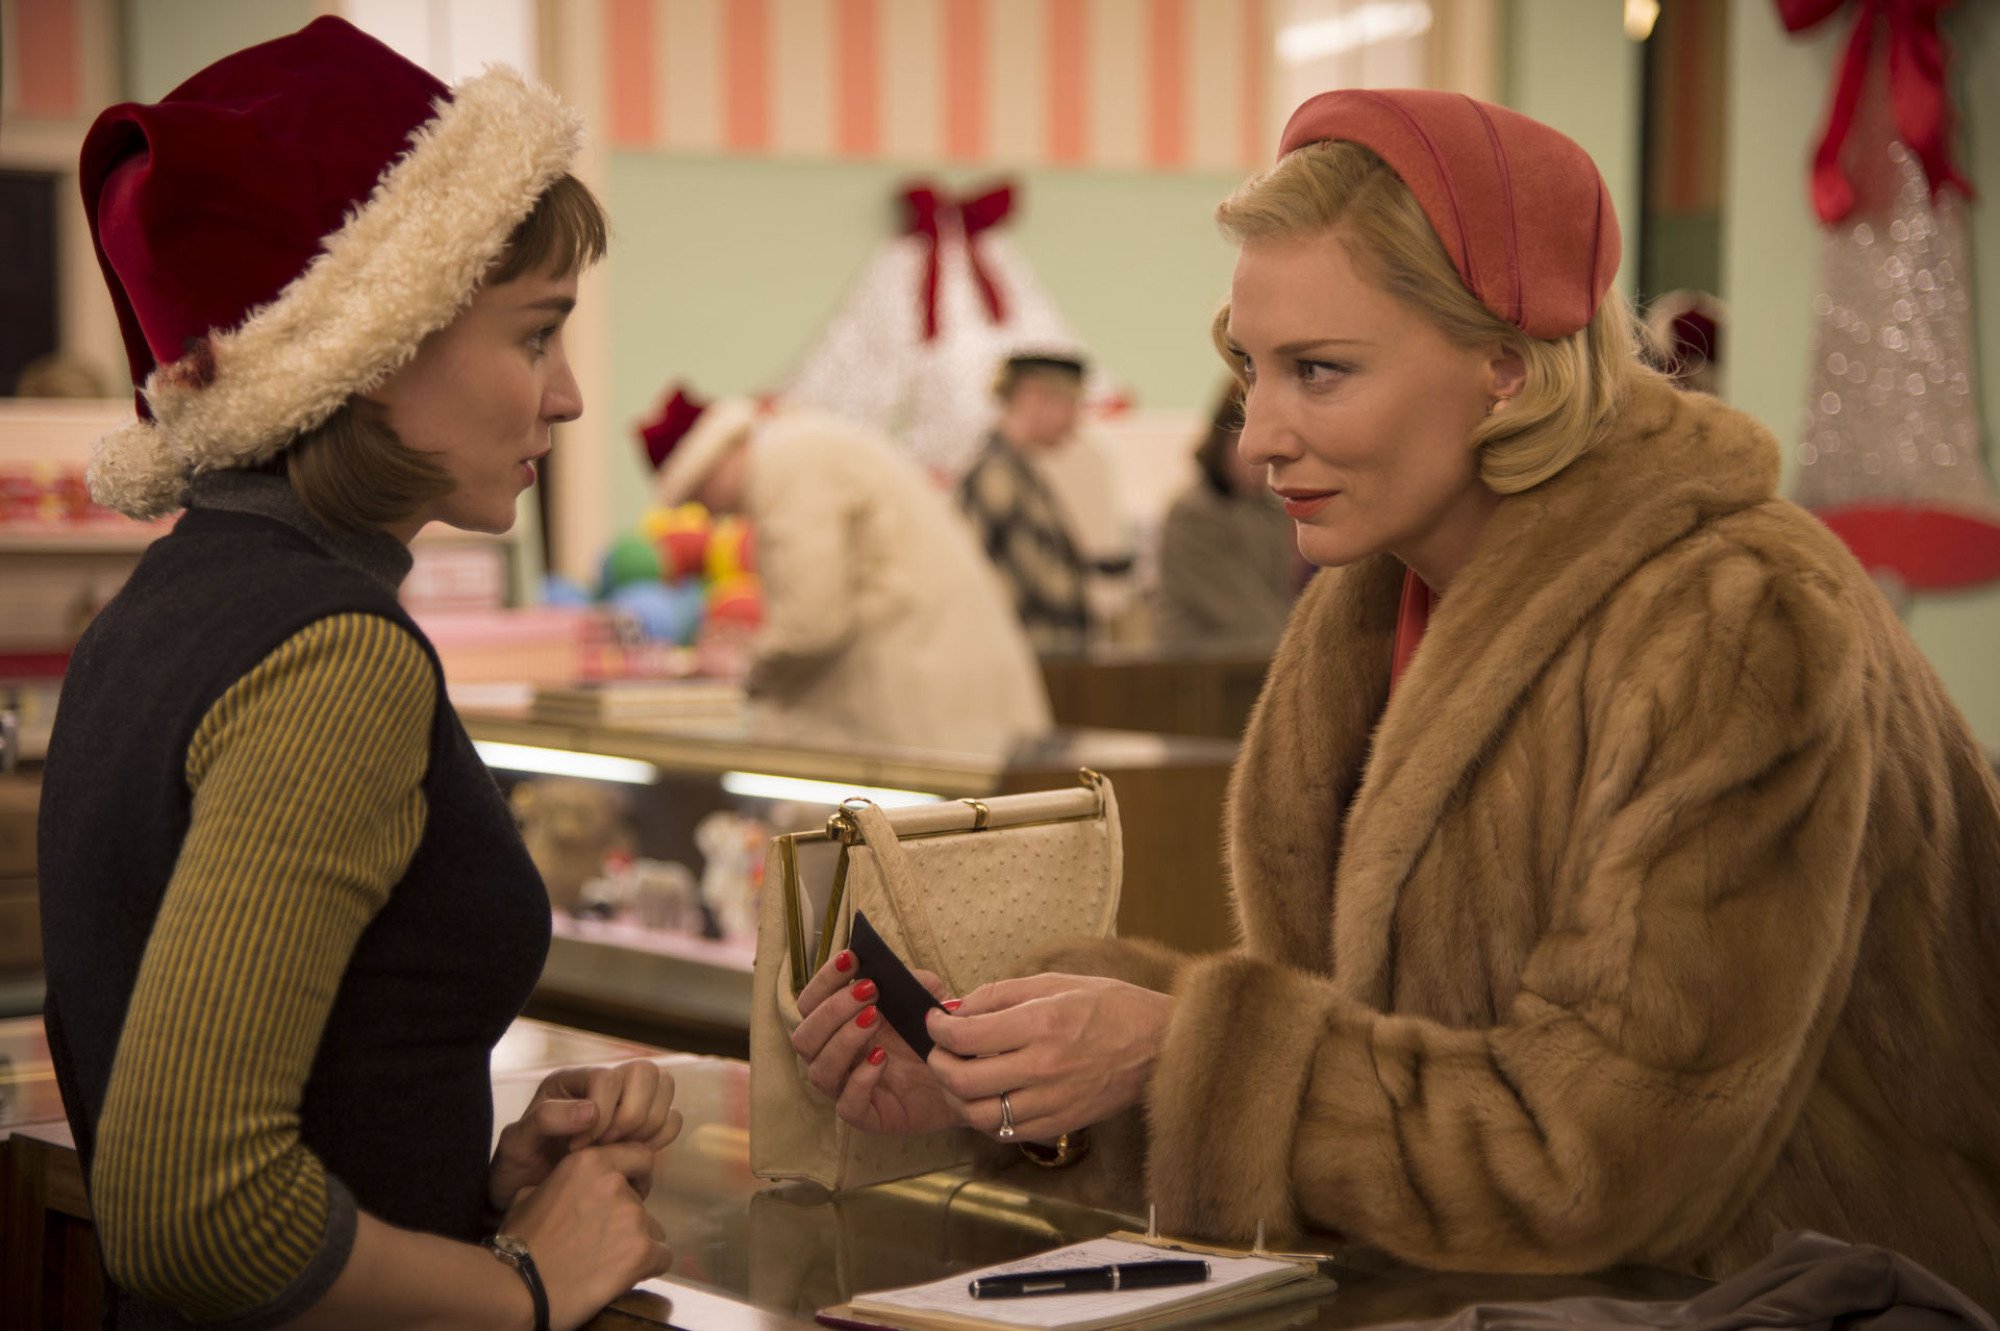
[640,388,709,471]
[1644,288,1725,393]
[1278,89,1619,340]
[638,385,759,507]
[80,16,583,519]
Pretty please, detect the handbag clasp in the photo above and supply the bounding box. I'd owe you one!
[826,796,874,845]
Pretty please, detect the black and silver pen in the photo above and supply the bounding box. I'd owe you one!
[968,1258,1210,1299]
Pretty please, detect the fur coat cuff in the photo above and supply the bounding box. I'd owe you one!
[1026,934,1189,993]
[1145,951,1349,1242]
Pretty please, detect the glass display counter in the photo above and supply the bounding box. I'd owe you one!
[459,706,1241,1056]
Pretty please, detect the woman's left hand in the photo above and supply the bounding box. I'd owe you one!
[922,974,1174,1143]
[488,1060,684,1212]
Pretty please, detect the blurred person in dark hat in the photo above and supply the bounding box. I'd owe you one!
[955,351,1109,652]
[39,18,678,1329]
[790,88,2000,1309]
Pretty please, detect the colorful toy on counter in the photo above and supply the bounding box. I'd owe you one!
[705,513,756,581]
[646,502,713,579]
[703,576,762,631]
[609,579,706,644]
[599,528,663,591]
[593,502,763,647]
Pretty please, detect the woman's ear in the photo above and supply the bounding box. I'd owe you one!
[1484,342,1527,405]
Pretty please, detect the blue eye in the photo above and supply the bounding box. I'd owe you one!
[1296,360,1349,386]
[527,326,557,356]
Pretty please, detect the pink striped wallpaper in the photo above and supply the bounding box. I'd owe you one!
[1048,0,1088,163]
[605,0,1274,171]
[2,0,84,120]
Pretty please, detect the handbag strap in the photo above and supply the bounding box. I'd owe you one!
[845,800,957,992]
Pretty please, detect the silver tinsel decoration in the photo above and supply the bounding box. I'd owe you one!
[1795,136,1992,515]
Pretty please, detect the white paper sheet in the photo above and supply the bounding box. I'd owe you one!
[847,1236,1302,1329]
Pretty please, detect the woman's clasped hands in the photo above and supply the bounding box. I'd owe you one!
[790,949,1174,1146]
[488,1061,683,1327]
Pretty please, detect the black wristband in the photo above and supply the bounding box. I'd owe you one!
[484,1232,551,1331]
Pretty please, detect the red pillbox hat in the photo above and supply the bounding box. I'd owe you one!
[1278,89,1620,340]
[80,17,583,518]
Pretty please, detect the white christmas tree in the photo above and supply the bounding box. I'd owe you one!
[782,181,1126,481]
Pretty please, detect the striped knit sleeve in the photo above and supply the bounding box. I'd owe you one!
[90,613,435,1325]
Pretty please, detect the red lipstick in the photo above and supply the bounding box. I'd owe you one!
[1275,488,1335,519]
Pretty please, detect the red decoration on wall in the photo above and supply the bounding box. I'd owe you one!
[1774,0,1973,225]
[901,180,1014,341]
[1815,506,2000,593]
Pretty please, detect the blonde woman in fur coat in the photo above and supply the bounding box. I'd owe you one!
[789,89,2000,1308]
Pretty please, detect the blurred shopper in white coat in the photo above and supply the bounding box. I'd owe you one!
[641,387,1052,750]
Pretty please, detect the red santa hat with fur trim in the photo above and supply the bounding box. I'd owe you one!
[638,385,760,507]
[80,16,583,518]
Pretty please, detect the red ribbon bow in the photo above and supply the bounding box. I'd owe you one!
[1775,0,1972,225]
[900,180,1015,341]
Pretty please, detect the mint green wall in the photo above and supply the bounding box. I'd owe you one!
[1724,3,2000,747]
[1501,0,1641,297]
[123,0,317,101]
[602,154,1244,535]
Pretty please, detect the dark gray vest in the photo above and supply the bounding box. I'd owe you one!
[39,501,549,1322]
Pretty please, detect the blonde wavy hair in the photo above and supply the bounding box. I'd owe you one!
[1213,140,1658,494]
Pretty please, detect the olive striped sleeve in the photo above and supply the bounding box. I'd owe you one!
[90,613,436,1324]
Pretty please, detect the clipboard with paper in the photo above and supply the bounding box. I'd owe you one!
[813,1226,1339,1331]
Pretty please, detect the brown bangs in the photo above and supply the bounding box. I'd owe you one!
[488,173,609,284]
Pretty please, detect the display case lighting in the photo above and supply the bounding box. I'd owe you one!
[719,771,942,808]
[473,740,660,785]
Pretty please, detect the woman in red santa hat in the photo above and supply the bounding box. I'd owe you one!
[791,89,2000,1307]
[40,18,676,1330]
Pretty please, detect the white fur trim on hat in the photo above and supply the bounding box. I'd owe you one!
[651,397,758,508]
[88,67,585,519]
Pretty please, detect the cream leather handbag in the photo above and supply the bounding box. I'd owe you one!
[749,772,1123,1191]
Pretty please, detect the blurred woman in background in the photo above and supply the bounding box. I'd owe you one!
[1154,380,1299,649]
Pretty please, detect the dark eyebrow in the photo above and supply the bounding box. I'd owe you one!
[516,296,576,315]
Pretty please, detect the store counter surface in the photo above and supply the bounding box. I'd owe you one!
[2,1015,1704,1330]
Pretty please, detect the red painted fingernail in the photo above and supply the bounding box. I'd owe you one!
[856,1007,878,1030]
[868,1046,887,1066]
[833,951,854,973]
[942,999,963,1012]
[851,979,877,1002]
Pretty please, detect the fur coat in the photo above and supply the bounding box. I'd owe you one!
[1041,376,2000,1307]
